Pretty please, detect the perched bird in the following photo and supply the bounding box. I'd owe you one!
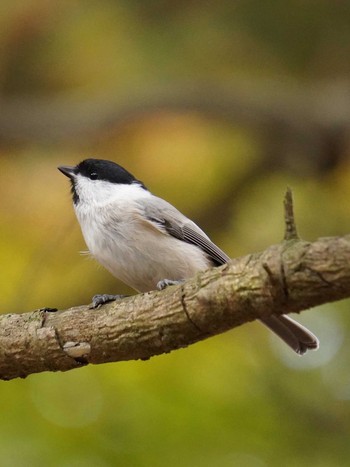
[59,158,319,355]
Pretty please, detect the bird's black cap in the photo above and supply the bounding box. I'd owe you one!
[58,158,147,204]
[77,159,143,185]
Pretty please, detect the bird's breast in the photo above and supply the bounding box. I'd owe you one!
[74,202,210,292]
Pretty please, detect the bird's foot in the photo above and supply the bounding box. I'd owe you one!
[157,279,185,290]
[38,307,58,312]
[90,294,128,309]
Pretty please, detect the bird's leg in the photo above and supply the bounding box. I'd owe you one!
[90,294,129,309]
[157,279,185,290]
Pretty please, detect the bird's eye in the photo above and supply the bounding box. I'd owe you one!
[90,172,98,180]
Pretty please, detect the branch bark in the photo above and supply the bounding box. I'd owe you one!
[1,232,350,380]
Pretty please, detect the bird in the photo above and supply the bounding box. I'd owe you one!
[58,158,319,355]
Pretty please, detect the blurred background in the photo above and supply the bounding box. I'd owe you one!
[1,1,350,466]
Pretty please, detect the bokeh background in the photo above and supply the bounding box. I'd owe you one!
[1,1,350,466]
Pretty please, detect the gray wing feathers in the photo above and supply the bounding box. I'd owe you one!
[181,224,230,265]
[140,196,230,266]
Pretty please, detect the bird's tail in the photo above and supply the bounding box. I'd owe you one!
[260,314,319,355]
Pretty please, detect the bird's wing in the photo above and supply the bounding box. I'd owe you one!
[140,196,230,267]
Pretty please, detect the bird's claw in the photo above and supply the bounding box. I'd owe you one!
[157,279,185,290]
[90,294,127,309]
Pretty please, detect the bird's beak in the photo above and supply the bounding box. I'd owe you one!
[58,165,76,179]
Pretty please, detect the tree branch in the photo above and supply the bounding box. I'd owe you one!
[283,187,299,241]
[1,232,349,380]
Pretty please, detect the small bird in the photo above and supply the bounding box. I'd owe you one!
[58,158,319,355]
